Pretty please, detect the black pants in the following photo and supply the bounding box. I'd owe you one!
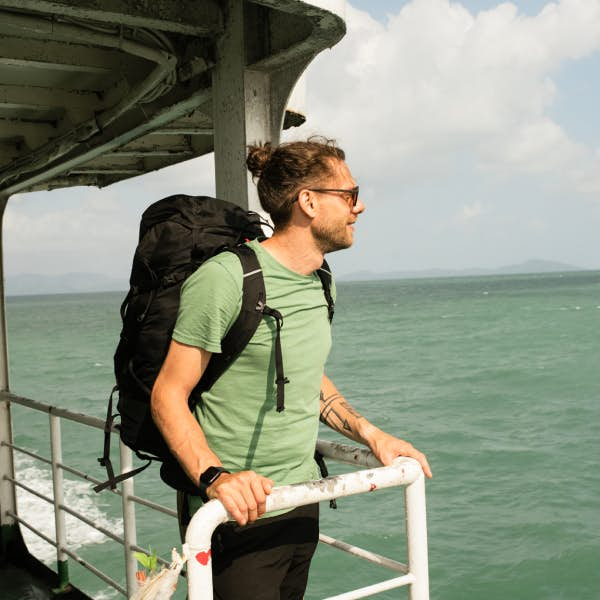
[178,493,319,600]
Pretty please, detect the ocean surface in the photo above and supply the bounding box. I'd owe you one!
[5,271,600,599]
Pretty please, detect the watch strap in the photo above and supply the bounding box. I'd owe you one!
[198,466,230,502]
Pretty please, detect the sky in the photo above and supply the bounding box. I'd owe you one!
[4,0,600,282]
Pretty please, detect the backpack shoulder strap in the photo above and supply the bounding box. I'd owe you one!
[195,246,331,411]
[317,258,335,322]
[196,244,266,395]
[196,243,291,412]
[220,244,266,361]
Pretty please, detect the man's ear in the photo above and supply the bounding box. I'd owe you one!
[296,189,316,218]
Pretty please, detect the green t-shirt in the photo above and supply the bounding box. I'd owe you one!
[172,239,334,505]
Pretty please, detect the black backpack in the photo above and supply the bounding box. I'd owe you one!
[95,194,334,495]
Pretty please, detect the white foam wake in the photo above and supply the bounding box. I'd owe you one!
[14,454,122,564]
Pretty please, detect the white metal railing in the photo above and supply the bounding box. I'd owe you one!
[185,442,429,600]
[0,392,168,597]
[1,392,429,599]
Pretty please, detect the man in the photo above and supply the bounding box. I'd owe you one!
[151,138,431,599]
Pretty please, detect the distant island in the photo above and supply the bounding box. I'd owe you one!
[5,260,596,296]
[5,272,127,296]
[336,259,592,282]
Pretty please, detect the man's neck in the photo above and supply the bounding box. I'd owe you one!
[260,229,324,275]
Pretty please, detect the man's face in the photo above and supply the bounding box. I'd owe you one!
[310,160,365,254]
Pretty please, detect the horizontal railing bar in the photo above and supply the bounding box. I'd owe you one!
[129,494,177,518]
[9,475,125,547]
[318,533,408,573]
[59,502,124,545]
[59,466,178,521]
[10,510,127,596]
[8,511,58,548]
[8,476,54,505]
[4,394,379,473]
[316,440,383,469]
[322,574,416,600]
[4,392,116,432]
[4,440,124,499]
[3,441,53,466]
[59,462,122,496]
[61,546,127,596]
[7,441,176,521]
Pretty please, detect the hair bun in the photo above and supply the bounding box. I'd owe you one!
[246,143,273,179]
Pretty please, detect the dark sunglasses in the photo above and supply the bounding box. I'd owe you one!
[308,186,360,208]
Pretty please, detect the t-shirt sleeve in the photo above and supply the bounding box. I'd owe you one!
[172,257,242,353]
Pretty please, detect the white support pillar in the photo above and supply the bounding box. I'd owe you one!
[244,69,274,214]
[0,194,10,393]
[0,193,17,532]
[212,2,310,215]
[213,0,251,210]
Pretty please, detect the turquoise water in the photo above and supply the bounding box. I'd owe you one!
[5,271,600,599]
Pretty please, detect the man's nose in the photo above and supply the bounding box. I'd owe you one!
[352,199,365,214]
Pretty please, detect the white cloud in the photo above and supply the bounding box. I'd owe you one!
[4,155,216,277]
[300,0,600,194]
[527,217,547,232]
[461,201,483,221]
[4,189,134,277]
[488,118,585,172]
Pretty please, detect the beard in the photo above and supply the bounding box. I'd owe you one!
[312,219,353,254]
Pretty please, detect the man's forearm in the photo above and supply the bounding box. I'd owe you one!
[320,374,433,477]
[150,341,223,486]
[151,383,221,485]
[319,374,378,445]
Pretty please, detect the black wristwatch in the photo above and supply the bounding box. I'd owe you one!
[199,466,230,502]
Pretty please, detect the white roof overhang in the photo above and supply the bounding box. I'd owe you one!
[0,0,346,196]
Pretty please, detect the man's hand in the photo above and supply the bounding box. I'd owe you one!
[206,471,274,526]
[368,429,432,478]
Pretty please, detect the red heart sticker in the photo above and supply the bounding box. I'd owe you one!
[195,550,212,566]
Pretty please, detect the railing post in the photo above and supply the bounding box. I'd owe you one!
[185,501,229,599]
[0,194,18,552]
[0,395,18,550]
[120,440,138,597]
[405,473,429,600]
[49,412,71,593]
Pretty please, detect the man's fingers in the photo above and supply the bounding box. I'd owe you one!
[248,477,266,516]
[420,454,432,479]
[406,448,432,479]
[261,477,274,495]
[238,480,260,523]
[209,471,274,525]
[376,437,433,479]
[215,488,249,525]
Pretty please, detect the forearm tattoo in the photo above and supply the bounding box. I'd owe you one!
[320,391,364,433]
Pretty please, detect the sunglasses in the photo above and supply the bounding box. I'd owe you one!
[308,186,360,208]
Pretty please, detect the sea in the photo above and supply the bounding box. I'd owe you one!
[5,270,599,599]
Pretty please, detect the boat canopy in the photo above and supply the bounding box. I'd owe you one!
[0,0,345,210]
